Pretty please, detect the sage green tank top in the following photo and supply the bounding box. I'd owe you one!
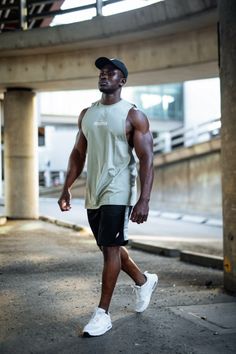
[81,99,137,209]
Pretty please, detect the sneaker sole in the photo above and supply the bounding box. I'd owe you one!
[83,324,112,337]
[136,276,158,313]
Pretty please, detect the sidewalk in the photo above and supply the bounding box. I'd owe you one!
[0,219,235,354]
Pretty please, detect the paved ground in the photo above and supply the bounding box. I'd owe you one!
[0,219,235,354]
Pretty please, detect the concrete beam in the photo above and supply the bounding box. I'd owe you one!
[0,1,218,91]
[0,26,218,91]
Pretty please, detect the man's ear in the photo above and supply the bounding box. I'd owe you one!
[119,78,127,87]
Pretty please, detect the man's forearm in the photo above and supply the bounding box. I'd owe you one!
[138,156,154,202]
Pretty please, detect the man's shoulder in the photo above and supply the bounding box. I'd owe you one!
[80,101,99,116]
[128,106,146,119]
[80,107,89,118]
[127,106,149,131]
[90,100,100,107]
[78,107,91,128]
[121,99,136,109]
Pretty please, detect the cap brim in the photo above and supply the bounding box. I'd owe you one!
[95,57,114,70]
[95,56,128,78]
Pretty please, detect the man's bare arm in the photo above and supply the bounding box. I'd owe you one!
[58,109,88,211]
[129,108,154,224]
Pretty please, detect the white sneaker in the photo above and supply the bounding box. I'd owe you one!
[83,307,112,337]
[134,271,158,313]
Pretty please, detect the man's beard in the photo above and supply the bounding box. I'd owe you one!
[99,86,116,94]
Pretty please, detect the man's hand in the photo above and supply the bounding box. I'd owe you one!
[130,199,149,224]
[58,189,71,211]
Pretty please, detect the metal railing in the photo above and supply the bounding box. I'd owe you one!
[38,118,221,187]
[0,0,123,32]
[153,118,221,154]
[27,0,122,22]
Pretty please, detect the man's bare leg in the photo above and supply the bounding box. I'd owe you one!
[98,246,121,312]
[98,246,146,312]
[120,246,146,286]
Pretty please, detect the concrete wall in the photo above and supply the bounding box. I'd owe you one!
[151,140,222,218]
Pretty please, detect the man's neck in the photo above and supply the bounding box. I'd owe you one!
[100,92,121,105]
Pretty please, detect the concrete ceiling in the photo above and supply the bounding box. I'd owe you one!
[0,0,219,91]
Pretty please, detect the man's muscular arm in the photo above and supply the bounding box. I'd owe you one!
[58,109,88,211]
[129,108,154,224]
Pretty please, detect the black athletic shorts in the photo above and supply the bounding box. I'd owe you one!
[87,205,132,247]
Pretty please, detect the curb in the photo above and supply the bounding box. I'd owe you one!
[130,241,180,257]
[205,219,223,227]
[130,241,223,270]
[180,250,223,270]
[39,215,92,235]
[160,212,182,220]
[181,215,207,224]
[151,209,222,227]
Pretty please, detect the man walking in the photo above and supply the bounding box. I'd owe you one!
[58,57,158,337]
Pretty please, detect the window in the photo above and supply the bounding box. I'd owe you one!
[38,127,45,146]
[124,83,183,122]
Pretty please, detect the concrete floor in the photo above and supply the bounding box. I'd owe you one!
[0,219,235,354]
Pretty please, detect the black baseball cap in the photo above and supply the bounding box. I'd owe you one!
[95,57,128,78]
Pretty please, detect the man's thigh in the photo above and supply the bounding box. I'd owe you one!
[87,205,132,247]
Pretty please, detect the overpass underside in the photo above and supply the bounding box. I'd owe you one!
[0,25,218,91]
[0,0,218,91]
[1,0,236,292]
[0,0,219,218]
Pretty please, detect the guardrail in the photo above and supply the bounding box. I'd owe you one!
[38,118,221,186]
[27,0,121,22]
[0,0,124,32]
[153,118,221,154]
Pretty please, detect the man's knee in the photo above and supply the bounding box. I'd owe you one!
[120,246,130,262]
[102,246,120,260]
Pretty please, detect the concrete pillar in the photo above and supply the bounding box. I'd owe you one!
[0,95,3,197]
[4,88,39,218]
[219,0,236,292]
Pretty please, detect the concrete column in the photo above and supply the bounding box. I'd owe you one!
[219,1,236,292]
[0,95,3,197]
[4,88,39,218]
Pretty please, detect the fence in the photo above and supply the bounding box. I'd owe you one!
[0,0,124,32]
[153,118,221,154]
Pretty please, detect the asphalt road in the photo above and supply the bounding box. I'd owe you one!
[38,198,223,256]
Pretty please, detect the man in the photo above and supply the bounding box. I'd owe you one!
[58,57,158,337]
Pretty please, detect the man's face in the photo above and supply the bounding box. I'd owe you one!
[98,64,125,93]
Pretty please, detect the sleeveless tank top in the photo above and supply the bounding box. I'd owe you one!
[81,99,137,209]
